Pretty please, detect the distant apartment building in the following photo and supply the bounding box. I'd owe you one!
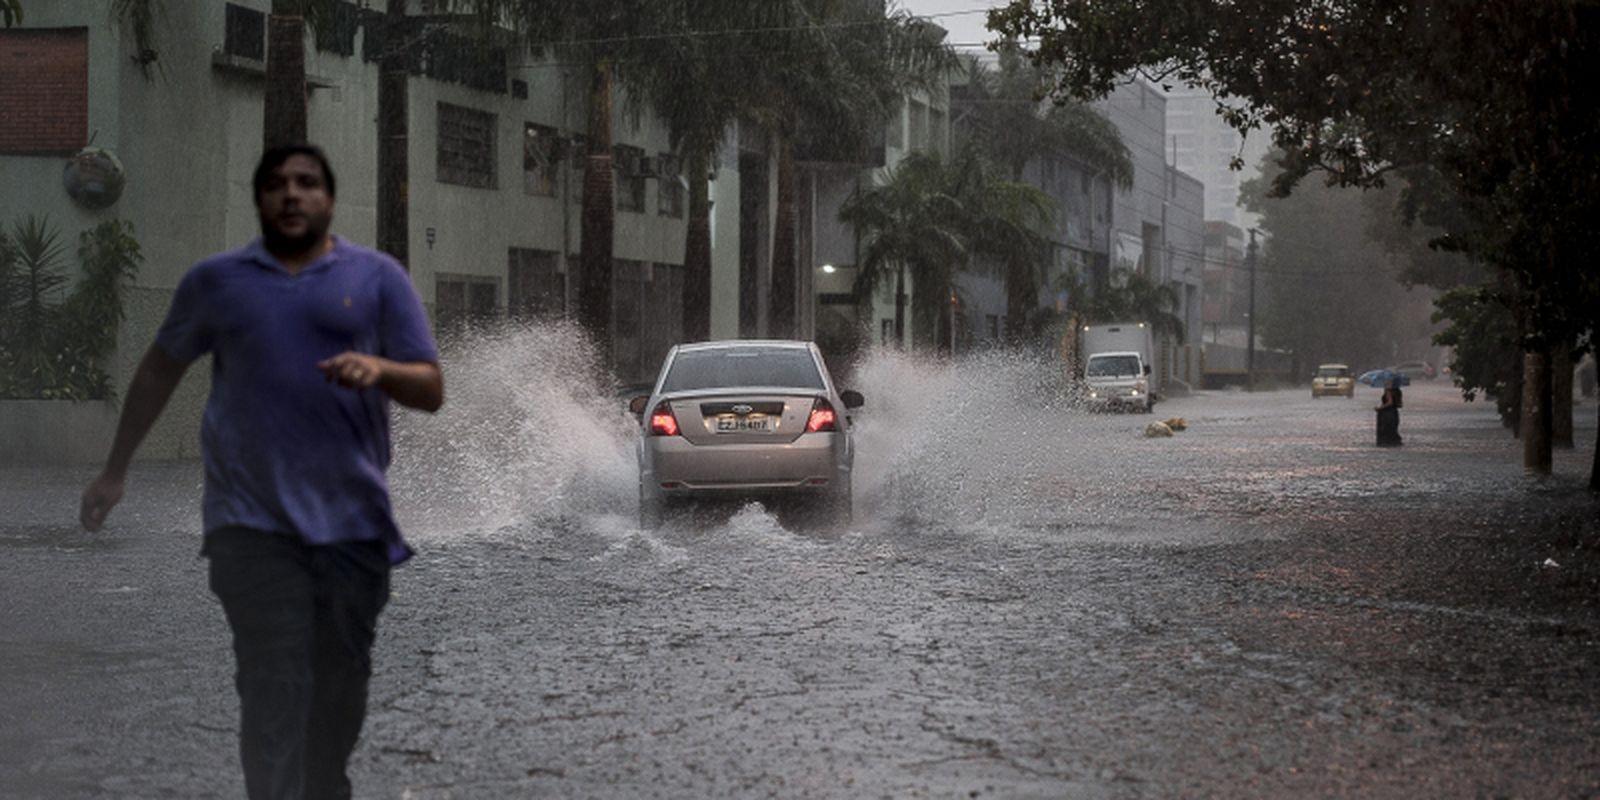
[1202,220,1249,338]
[1094,80,1206,387]
[1165,85,1269,233]
[945,66,1116,349]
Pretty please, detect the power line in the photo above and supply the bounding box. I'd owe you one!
[503,8,1005,50]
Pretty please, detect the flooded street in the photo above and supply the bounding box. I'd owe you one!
[3,346,1598,798]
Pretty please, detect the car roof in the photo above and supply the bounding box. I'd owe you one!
[1317,363,1350,369]
[673,339,813,353]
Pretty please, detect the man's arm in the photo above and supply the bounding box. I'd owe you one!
[317,352,444,412]
[80,344,190,531]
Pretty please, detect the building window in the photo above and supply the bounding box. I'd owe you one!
[616,261,684,384]
[929,107,946,156]
[507,248,564,319]
[614,144,646,213]
[224,3,265,60]
[656,154,684,219]
[522,123,559,197]
[0,28,88,155]
[437,102,497,189]
[435,275,498,331]
[312,1,360,56]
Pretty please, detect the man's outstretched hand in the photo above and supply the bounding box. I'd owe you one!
[317,351,444,412]
[318,352,386,390]
[80,472,125,532]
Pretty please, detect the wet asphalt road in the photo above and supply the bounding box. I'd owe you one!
[3,368,1599,798]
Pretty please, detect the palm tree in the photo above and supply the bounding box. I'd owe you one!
[839,147,1052,350]
[748,1,961,339]
[263,1,310,148]
[957,44,1133,341]
[375,0,409,266]
[1077,269,1185,343]
[633,2,771,342]
[496,0,668,361]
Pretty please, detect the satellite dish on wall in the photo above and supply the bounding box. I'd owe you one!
[63,146,126,210]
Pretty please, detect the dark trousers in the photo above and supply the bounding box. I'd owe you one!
[1376,406,1403,447]
[204,528,391,800]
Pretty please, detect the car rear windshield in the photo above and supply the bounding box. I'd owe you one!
[661,348,825,393]
[1086,354,1141,377]
[1318,367,1349,377]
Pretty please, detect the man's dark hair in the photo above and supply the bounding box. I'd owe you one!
[253,144,336,203]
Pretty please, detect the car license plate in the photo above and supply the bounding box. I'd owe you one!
[715,415,771,433]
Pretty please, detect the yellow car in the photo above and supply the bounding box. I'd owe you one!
[1312,363,1355,398]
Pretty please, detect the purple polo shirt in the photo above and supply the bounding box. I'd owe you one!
[156,236,438,564]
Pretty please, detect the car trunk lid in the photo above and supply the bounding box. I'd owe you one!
[665,393,821,445]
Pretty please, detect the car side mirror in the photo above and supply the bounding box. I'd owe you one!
[1143,364,1151,376]
[840,390,865,409]
[628,395,650,417]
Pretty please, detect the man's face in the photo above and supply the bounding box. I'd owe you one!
[257,154,334,253]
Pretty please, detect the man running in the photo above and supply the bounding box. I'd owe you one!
[79,143,443,799]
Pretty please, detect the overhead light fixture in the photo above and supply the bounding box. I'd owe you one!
[819,264,837,274]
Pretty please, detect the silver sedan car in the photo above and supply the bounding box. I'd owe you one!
[630,340,863,529]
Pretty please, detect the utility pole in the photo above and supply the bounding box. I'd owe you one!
[1246,228,1258,391]
[949,289,958,354]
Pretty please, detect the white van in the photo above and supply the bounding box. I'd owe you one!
[1081,322,1157,412]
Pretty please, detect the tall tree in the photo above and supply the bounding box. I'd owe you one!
[371,2,510,269]
[839,148,1051,350]
[263,1,308,148]
[374,0,408,267]
[1076,270,1184,347]
[634,1,767,342]
[990,0,1600,482]
[502,0,662,361]
[747,1,960,340]
[956,45,1133,340]
[1239,151,1434,375]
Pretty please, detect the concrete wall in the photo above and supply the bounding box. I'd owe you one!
[0,400,120,466]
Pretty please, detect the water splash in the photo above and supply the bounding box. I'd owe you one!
[390,320,636,539]
[849,346,1097,530]
[388,332,1133,544]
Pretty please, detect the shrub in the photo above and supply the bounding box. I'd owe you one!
[0,215,142,401]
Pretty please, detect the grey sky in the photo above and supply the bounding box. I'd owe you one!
[896,0,1007,50]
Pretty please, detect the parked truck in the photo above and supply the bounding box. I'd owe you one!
[1080,321,1158,412]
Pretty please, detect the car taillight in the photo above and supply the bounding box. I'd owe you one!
[805,398,838,433]
[649,403,679,436]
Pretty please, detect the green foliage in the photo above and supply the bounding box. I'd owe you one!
[0,217,142,401]
[1239,150,1433,373]
[989,0,1600,351]
[1432,284,1522,427]
[1075,270,1185,345]
[958,44,1132,189]
[2,0,22,27]
[839,147,1053,348]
